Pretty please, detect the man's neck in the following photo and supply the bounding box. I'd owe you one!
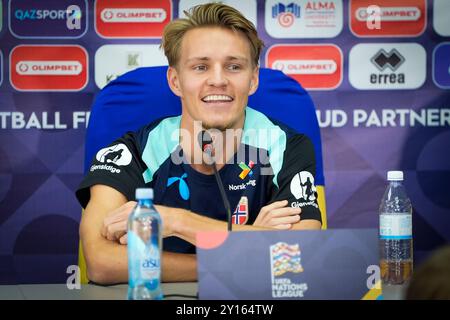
[179,117,244,175]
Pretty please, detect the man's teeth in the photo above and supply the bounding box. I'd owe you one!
[202,95,233,102]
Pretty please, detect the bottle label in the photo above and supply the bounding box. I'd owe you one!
[128,231,161,288]
[379,214,412,239]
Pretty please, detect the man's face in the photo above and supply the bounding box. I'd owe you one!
[167,27,259,131]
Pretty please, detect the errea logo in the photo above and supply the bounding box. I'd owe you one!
[349,43,426,90]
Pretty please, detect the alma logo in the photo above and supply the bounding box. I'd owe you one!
[10,45,88,91]
[271,2,301,28]
[95,0,172,38]
[265,0,343,39]
[350,0,426,37]
[266,44,342,90]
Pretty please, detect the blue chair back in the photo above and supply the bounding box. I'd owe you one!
[85,66,325,188]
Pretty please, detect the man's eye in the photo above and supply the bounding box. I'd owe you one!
[194,65,207,71]
[228,64,241,71]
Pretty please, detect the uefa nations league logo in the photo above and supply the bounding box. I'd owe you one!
[270,242,307,298]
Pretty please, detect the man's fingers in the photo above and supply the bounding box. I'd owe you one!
[104,202,135,224]
[263,200,289,213]
[270,215,300,226]
[102,201,135,238]
[119,233,128,245]
[258,200,288,220]
[105,220,127,241]
[267,206,301,218]
[274,224,292,230]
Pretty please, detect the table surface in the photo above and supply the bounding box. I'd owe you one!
[0,282,406,300]
[0,282,198,300]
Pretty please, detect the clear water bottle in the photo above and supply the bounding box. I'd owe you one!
[127,188,163,300]
[379,171,413,286]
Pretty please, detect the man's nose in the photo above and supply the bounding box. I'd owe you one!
[206,66,228,87]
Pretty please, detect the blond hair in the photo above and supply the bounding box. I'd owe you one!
[161,2,264,68]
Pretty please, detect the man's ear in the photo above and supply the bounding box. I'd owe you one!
[248,67,259,96]
[167,66,182,97]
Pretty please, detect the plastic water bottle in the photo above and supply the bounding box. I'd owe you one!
[379,171,413,286]
[127,188,163,300]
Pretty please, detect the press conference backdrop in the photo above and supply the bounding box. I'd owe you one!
[0,0,449,284]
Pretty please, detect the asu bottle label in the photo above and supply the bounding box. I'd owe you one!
[128,231,161,288]
[380,213,412,239]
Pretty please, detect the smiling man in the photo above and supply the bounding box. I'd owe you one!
[76,3,322,285]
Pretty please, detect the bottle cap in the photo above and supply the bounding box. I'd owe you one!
[387,171,403,181]
[135,188,153,200]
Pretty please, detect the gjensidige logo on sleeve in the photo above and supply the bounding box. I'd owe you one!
[290,171,318,208]
[91,143,132,174]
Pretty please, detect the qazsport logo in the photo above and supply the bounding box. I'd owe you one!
[350,0,426,37]
[266,44,343,90]
[9,0,87,38]
[10,45,88,91]
[95,0,172,38]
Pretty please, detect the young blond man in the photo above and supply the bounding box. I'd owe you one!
[77,3,321,284]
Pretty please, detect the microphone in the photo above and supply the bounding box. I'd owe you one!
[198,130,233,232]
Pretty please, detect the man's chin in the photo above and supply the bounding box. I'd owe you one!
[202,120,232,132]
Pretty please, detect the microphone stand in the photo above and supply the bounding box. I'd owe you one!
[210,158,233,232]
[200,131,233,232]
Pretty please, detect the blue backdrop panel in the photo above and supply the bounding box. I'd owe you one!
[0,0,449,284]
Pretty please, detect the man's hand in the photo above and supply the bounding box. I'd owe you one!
[253,200,301,230]
[102,202,177,244]
[101,201,136,244]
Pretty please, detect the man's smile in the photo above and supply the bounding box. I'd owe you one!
[201,94,234,103]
